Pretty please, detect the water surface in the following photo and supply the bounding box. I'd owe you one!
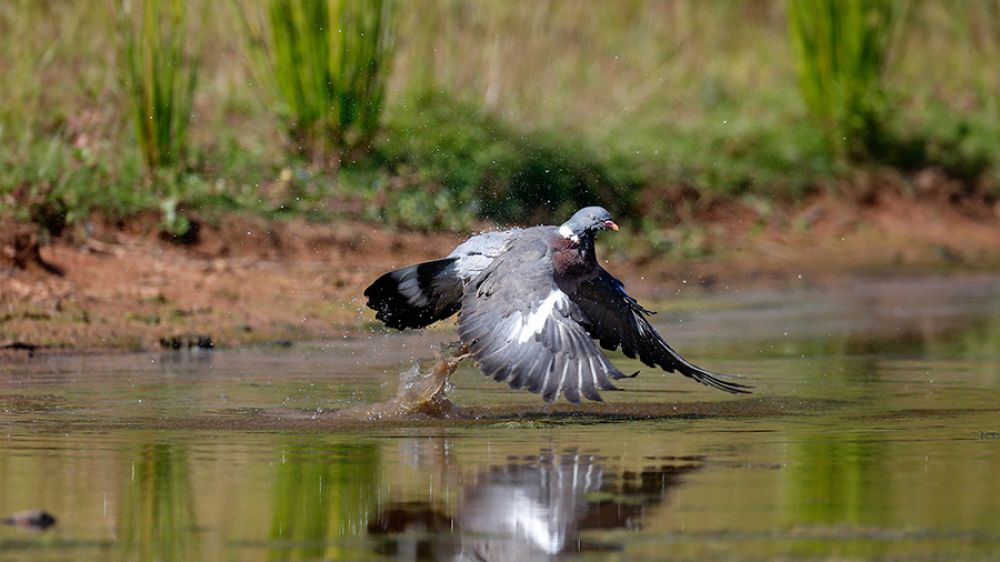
[2,274,999,561]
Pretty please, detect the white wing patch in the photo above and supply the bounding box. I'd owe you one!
[515,290,568,343]
[393,269,429,307]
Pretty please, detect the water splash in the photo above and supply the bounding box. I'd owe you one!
[334,342,470,421]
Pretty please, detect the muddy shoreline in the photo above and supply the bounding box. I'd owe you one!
[2,193,999,355]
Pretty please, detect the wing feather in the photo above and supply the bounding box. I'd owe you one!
[570,268,752,394]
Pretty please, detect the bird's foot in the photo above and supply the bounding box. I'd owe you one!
[389,341,470,418]
[332,342,471,422]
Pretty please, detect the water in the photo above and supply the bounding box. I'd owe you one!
[1,274,999,561]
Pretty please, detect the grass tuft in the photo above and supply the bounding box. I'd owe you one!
[238,0,397,160]
[787,0,904,159]
[119,0,200,175]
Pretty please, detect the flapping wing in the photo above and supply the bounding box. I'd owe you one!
[457,238,629,403]
[570,269,752,394]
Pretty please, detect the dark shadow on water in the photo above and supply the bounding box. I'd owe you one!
[368,448,703,561]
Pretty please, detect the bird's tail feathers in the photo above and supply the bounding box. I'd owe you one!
[364,258,463,330]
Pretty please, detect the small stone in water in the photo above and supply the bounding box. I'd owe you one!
[2,510,57,529]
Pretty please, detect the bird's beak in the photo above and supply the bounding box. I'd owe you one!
[605,220,620,232]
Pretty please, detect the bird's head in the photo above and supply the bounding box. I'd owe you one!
[558,206,619,242]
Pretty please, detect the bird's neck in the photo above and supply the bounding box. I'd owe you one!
[557,224,579,243]
[552,231,598,288]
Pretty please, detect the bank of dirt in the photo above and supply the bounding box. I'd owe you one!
[2,192,999,356]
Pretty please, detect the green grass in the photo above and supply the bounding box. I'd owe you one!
[787,0,903,160]
[238,0,397,159]
[119,0,199,174]
[1,0,998,237]
[0,130,145,232]
[117,0,201,235]
[375,93,642,225]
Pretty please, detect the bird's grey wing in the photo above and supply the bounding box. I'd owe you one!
[570,268,752,394]
[449,228,523,282]
[457,236,625,403]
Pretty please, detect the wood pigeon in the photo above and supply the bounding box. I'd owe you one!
[365,206,751,402]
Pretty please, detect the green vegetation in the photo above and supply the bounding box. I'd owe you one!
[0,1,997,236]
[376,94,642,225]
[238,0,396,159]
[120,0,199,175]
[118,0,201,236]
[788,0,902,159]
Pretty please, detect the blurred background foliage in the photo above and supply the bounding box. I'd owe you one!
[0,0,998,234]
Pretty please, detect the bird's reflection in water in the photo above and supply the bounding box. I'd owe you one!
[370,448,703,561]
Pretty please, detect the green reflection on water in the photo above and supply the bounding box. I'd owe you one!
[119,441,199,562]
[787,435,885,527]
[269,441,380,561]
[925,311,1000,382]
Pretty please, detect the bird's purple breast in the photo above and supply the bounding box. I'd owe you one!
[551,235,598,289]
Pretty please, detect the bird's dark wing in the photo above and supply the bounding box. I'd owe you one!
[457,237,628,403]
[570,268,752,394]
[364,257,463,330]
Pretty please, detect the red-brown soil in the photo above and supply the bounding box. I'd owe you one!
[2,192,999,355]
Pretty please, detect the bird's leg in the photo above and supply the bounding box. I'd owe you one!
[422,341,471,404]
[334,342,471,421]
[439,341,472,364]
[398,341,470,417]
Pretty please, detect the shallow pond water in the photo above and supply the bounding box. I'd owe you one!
[2,274,999,561]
